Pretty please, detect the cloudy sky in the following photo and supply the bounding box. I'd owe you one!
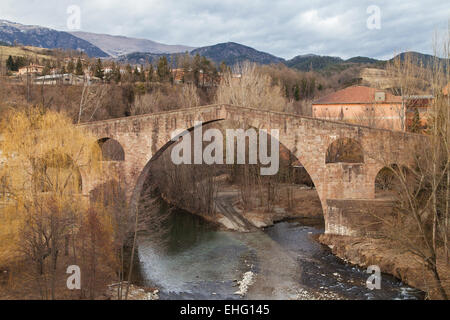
[1,0,449,59]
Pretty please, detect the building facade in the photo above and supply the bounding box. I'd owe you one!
[312,86,404,131]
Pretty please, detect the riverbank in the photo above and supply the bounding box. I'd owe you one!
[318,234,449,299]
[203,184,323,232]
[137,186,425,300]
[102,282,159,300]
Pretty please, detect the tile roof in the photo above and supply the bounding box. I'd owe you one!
[313,86,402,104]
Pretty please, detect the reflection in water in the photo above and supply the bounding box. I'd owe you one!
[137,203,424,300]
[165,208,217,254]
[138,207,251,299]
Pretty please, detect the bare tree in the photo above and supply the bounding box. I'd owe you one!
[215,62,288,112]
[179,83,200,109]
[367,34,450,299]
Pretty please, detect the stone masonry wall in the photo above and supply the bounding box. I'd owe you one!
[79,104,422,235]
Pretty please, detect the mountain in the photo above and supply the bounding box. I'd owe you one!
[284,54,385,73]
[345,56,381,64]
[390,51,448,69]
[70,31,194,58]
[117,42,286,67]
[190,42,285,66]
[284,51,447,73]
[116,52,170,65]
[4,20,440,73]
[0,20,108,57]
[284,54,343,71]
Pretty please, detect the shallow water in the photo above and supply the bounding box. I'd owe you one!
[137,208,424,300]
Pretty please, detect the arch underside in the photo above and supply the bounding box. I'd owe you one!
[128,119,326,227]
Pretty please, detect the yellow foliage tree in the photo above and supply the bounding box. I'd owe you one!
[0,107,107,298]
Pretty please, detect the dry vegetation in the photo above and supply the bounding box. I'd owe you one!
[0,45,56,65]
[0,47,355,123]
[0,108,135,299]
[364,36,450,299]
[215,62,289,112]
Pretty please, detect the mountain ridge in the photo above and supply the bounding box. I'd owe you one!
[70,31,195,57]
[0,19,108,57]
[0,19,442,73]
[190,42,285,66]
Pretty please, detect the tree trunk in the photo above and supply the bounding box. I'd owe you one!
[125,207,139,300]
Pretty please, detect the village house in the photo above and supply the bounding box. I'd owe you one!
[17,64,44,76]
[103,67,126,75]
[312,86,404,131]
[33,73,101,85]
[34,73,84,85]
[172,68,185,84]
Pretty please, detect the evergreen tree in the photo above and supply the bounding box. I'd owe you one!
[139,64,146,82]
[109,62,120,83]
[133,66,140,82]
[309,78,316,97]
[125,64,132,75]
[114,64,122,83]
[67,59,75,74]
[293,84,300,101]
[147,64,154,82]
[301,78,308,98]
[6,55,15,71]
[94,58,104,79]
[157,56,171,82]
[14,56,27,70]
[75,57,84,75]
[6,56,27,72]
[42,61,51,76]
[192,54,202,87]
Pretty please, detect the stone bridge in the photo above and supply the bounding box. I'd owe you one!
[78,104,421,236]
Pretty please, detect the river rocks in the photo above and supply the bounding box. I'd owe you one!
[105,282,159,300]
[318,234,450,299]
[217,215,250,232]
[295,287,345,300]
[243,212,274,228]
[234,271,255,296]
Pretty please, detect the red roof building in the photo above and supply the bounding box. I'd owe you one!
[312,86,405,131]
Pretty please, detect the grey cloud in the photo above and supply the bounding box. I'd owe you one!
[1,0,449,59]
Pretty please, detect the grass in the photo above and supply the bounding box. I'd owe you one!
[0,45,55,64]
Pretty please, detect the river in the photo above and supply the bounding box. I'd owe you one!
[136,206,424,300]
